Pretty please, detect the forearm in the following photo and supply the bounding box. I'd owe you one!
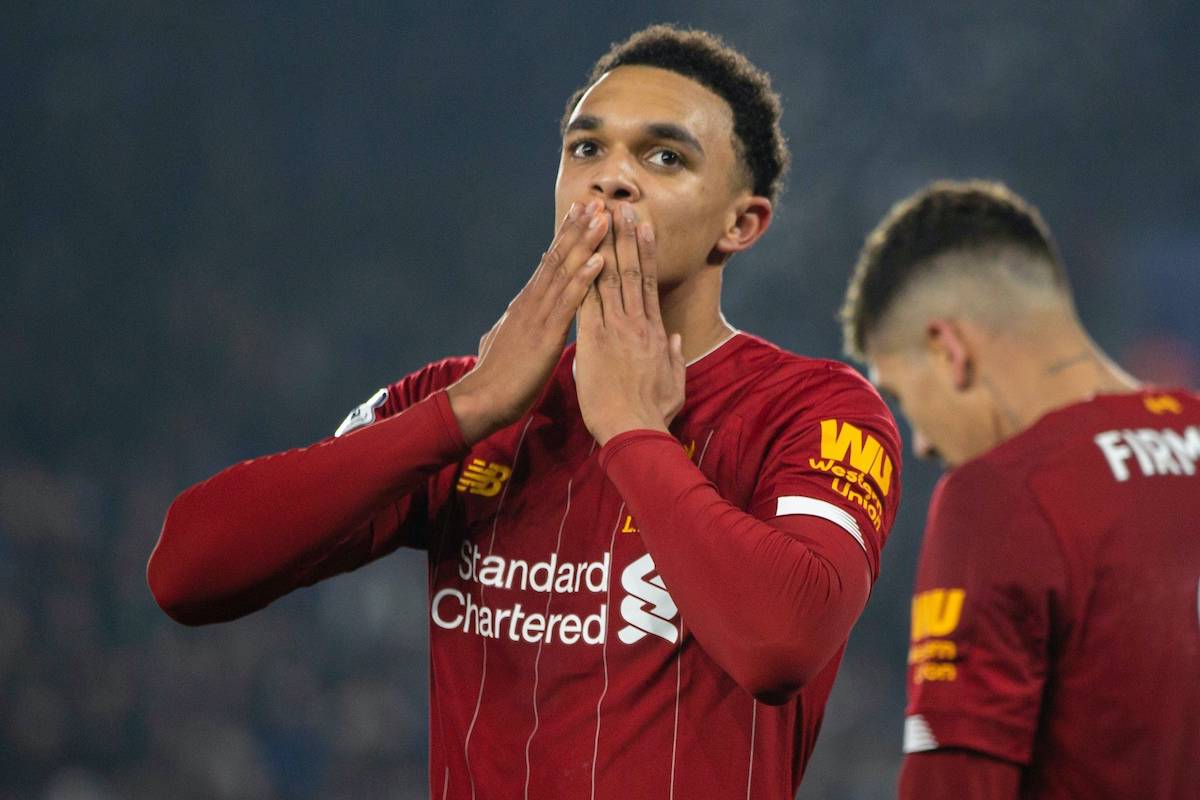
[899,750,1022,800]
[148,391,467,624]
[599,430,871,703]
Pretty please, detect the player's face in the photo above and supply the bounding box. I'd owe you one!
[555,65,751,287]
[868,347,997,468]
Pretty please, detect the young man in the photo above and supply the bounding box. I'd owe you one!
[150,26,901,798]
[841,180,1200,799]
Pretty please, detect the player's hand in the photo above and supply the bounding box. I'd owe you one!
[447,200,610,444]
[575,202,686,446]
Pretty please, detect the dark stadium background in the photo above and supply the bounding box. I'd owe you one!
[3,3,1198,798]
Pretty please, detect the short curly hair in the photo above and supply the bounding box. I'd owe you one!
[841,180,1069,360]
[562,24,789,203]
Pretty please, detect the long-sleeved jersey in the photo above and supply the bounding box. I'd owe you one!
[150,332,901,798]
[901,388,1200,799]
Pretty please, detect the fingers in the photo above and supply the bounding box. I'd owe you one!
[547,252,605,331]
[534,200,608,295]
[637,221,662,322]
[595,216,623,320]
[614,202,644,317]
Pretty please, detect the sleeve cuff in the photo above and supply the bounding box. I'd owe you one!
[598,429,682,472]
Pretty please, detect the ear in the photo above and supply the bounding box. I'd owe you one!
[926,319,973,391]
[714,195,772,255]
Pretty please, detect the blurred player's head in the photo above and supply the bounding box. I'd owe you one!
[556,25,788,287]
[841,180,1097,467]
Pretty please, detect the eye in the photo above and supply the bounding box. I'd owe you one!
[569,140,599,158]
[647,148,683,168]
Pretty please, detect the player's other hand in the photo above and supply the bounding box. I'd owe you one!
[448,200,609,444]
[576,202,686,447]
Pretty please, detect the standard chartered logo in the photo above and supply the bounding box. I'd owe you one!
[617,553,679,644]
[431,543,679,647]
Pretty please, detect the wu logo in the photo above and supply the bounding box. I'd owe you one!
[911,588,965,641]
[456,459,512,497]
[618,553,679,644]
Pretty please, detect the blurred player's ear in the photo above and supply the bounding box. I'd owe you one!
[926,319,973,391]
[714,195,772,256]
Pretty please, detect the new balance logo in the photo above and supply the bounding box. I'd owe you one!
[618,553,679,644]
[456,459,512,497]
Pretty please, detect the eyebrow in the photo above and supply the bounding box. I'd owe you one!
[565,115,705,156]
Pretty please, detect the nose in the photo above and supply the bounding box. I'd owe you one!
[590,154,641,203]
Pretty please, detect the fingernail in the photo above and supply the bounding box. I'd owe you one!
[586,253,603,268]
[567,202,581,221]
[639,222,653,241]
[585,199,602,216]
[588,213,603,230]
[621,203,636,224]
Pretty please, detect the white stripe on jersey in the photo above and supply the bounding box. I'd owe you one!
[465,416,535,800]
[746,701,758,799]
[902,714,939,753]
[775,495,866,553]
[669,428,716,798]
[524,474,576,800]
[591,502,627,800]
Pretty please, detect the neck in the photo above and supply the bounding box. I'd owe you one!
[659,266,736,363]
[983,319,1141,439]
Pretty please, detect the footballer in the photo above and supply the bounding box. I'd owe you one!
[150,26,902,798]
[842,180,1200,799]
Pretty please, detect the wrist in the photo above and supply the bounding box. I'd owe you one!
[446,377,502,445]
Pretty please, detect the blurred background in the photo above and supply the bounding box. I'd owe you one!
[3,2,1198,798]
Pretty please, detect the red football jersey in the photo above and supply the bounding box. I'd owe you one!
[904,389,1200,798]
[340,333,900,799]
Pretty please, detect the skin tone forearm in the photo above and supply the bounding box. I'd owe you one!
[446,199,611,444]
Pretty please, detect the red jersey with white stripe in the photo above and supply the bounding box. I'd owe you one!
[345,333,900,798]
[903,389,1200,799]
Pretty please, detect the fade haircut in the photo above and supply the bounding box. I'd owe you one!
[562,24,789,203]
[841,180,1071,361]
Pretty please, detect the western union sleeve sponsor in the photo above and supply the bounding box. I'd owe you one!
[819,419,893,496]
[908,588,965,683]
[806,419,894,530]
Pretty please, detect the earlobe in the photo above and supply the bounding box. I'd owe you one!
[715,196,772,254]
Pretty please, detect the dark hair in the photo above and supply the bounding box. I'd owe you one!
[562,24,789,203]
[841,180,1068,360]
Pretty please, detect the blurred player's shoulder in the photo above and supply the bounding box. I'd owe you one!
[933,386,1200,543]
[955,386,1200,480]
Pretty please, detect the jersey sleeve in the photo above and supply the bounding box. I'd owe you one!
[747,363,902,580]
[329,355,477,549]
[903,465,1068,765]
[149,357,475,624]
[336,355,477,436]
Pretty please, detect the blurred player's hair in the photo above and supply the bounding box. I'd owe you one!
[563,24,789,203]
[841,180,1072,360]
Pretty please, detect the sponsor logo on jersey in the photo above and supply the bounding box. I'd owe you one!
[334,387,388,437]
[617,553,679,644]
[456,459,512,497]
[1094,425,1200,481]
[807,419,893,530]
[1144,393,1183,415]
[430,542,679,647]
[909,588,964,683]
